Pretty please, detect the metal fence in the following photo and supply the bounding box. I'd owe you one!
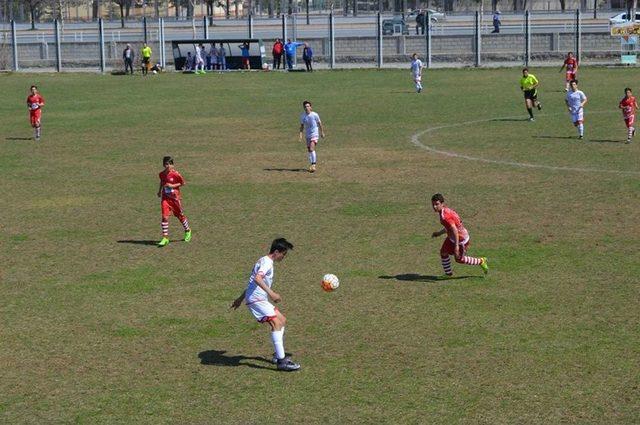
[0,10,633,72]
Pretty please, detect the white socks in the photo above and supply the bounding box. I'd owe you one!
[271,329,285,360]
[308,151,317,164]
[578,124,584,137]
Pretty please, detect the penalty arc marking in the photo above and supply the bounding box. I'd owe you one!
[410,112,640,176]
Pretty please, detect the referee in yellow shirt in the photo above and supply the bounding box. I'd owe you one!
[141,43,152,75]
[520,68,542,121]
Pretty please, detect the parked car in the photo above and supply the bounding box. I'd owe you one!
[407,9,445,22]
[382,17,410,35]
[609,11,640,25]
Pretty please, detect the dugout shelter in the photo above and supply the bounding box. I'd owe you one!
[171,39,266,71]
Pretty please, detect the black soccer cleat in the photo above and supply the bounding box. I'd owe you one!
[277,356,301,371]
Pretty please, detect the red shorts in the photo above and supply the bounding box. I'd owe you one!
[30,110,42,127]
[624,115,635,128]
[440,238,470,258]
[565,71,576,82]
[161,197,184,218]
[242,57,250,67]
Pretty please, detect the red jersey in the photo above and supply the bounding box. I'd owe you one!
[159,169,185,200]
[564,58,578,72]
[619,96,637,118]
[27,94,44,113]
[439,207,470,244]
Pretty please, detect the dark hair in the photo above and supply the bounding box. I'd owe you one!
[270,238,294,254]
[567,51,574,55]
[163,156,174,165]
[431,193,445,203]
[570,79,578,85]
[302,100,311,107]
[625,87,632,93]
[522,67,529,72]
[30,85,37,90]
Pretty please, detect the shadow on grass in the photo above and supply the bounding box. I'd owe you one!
[198,350,274,370]
[5,137,33,141]
[490,118,530,122]
[263,168,308,172]
[533,135,577,140]
[587,138,624,144]
[117,240,158,246]
[378,273,479,282]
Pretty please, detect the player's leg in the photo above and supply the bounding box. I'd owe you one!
[267,312,300,371]
[534,91,542,110]
[626,116,635,143]
[440,239,455,276]
[525,96,534,121]
[574,110,584,138]
[31,113,41,140]
[453,241,487,274]
[158,200,171,246]
[172,200,191,242]
[307,139,317,172]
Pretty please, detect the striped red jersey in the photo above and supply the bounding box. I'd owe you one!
[619,96,637,118]
[439,207,470,244]
[564,57,577,72]
[159,169,184,200]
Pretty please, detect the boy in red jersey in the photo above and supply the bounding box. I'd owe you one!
[26,85,45,141]
[157,156,192,247]
[430,193,488,277]
[559,52,578,92]
[619,87,638,144]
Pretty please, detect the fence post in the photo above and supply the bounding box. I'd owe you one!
[575,9,581,63]
[282,14,287,41]
[425,11,431,68]
[525,10,530,67]
[99,18,105,73]
[54,19,62,72]
[143,16,148,44]
[474,11,481,67]
[160,18,166,68]
[11,19,18,71]
[377,12,383,68]
[329,12,335,69]
[249,13,253,38]
[203,15,208,38]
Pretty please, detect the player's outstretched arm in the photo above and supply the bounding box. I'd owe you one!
[431,228,446,238]
[231,290,246,309]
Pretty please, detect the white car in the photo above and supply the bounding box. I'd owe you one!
[609,11,640,25]
[407,9,445,23]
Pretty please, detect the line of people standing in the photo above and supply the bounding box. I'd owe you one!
[272,38,313,71]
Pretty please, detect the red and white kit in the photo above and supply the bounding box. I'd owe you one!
[438,207,483,275]
[620,95,637,128]
[159,168,190,237]
[564,57,578,81]
[27,93,45,127]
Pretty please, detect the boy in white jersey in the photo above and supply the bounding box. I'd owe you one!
[410,53,425,93]
[194,44,205,74]
[299,100,325,173]
[565,79,588,139]
[231,238,300,371]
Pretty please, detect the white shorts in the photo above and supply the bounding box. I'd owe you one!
[246,299,278,322]
[571,109,584,123]
[306,137,319,146]
[413,74,422,83]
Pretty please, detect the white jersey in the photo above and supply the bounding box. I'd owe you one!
[566,90,587,113]
[195,46,204,62]
[300,111,322,140]
[245,256,274,304]
[411,59,423,77]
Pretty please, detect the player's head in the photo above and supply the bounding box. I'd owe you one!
[287,38,291,43]
[412,53,418,59]
[625,87,632,96]
[567,51,574,58]
[570,79,578,90]
[162,156,174,168]
[269,238,294,261]
[302,100,312,112]
[30,85,38,94]
[522,68,529,76]
[431,193,446,212]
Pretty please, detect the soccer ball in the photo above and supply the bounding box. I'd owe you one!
[262,62,270,71]
[321,274,339,292]
[152,70,158,74]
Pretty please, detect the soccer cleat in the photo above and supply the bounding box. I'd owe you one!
[528,117,535,122]
[277,357,301,371]
[537,103,542,110]
[480,257,489,275]
[158,237,170,247]
[578,135,583,140]
[309,164,316,173]
[184,230,192,242]
[626,139,631,144]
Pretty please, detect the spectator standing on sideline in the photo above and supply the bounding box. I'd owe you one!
[302,43,313,72]
[123,43,134,74]
[141,42,152,75]
[284,39,304,71]
[217,43,227,70]
[492,11,501,33]
[415,10,425,35]
[272,38,284,70]
[239,42,251,70]
[209,43,218,70]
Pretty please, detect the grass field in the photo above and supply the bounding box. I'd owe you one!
[1,67,639,424]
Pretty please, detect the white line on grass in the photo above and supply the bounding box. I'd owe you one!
[410,111,640,176]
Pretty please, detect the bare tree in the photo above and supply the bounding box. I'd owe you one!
[24,0,44,29]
